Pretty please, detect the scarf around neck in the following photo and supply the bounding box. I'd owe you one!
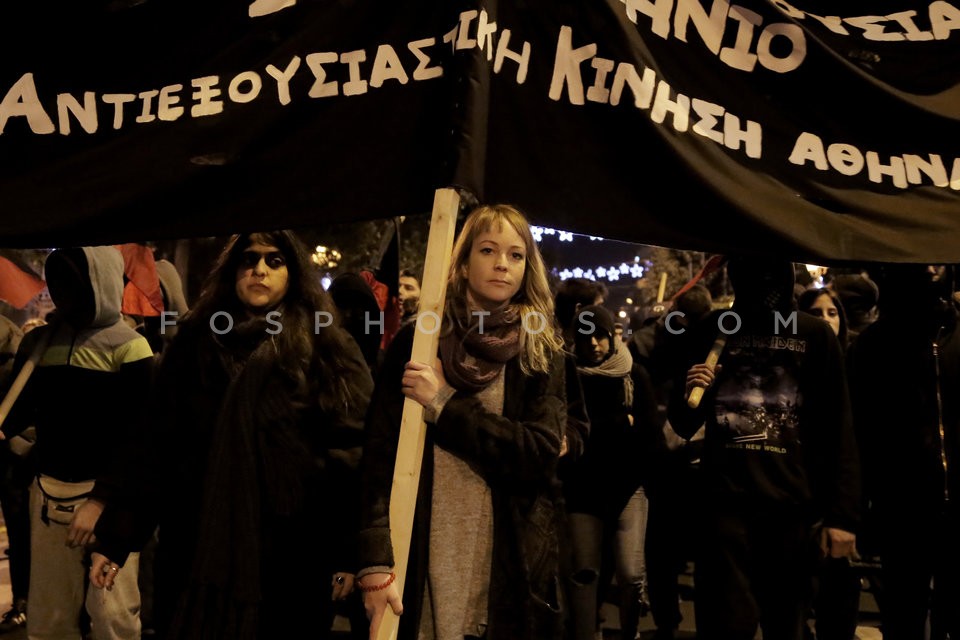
[439,300,521,392]
[577,344,635,408]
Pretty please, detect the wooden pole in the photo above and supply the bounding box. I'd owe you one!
[657,272,667,304]
[687,333,727,409]
[0,323,55,436]
[375,188,460,640]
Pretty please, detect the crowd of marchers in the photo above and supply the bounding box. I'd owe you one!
[0,206,955,640]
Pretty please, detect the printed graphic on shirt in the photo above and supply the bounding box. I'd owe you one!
[713,335,805,452]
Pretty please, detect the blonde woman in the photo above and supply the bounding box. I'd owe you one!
[357,204,568,640]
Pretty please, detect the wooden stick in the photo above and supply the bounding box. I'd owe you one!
[657,272,667,304]
[376,188,460,640]
[687,333,727,409]
[0,324,56,435]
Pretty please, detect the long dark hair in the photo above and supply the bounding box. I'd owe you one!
[187,230,356,408]
[797,287,849,350]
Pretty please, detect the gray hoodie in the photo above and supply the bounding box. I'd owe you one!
[4,246,153,499]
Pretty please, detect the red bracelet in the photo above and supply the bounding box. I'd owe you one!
[359,571,396,593]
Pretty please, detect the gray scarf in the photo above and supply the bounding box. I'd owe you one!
[577,344,634,408]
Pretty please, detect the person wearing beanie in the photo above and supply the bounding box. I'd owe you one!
[577,303,616,341]
[565,304,657,640]
[831,273,879,338]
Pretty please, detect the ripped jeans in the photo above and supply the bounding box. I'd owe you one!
[567,512,605,640]
[567,490,650,640]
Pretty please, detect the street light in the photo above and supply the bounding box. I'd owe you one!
[312,245,342,269]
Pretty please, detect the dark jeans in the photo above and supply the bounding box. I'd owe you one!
[813,557,861,640]
[0,445,33,602]
[879,504,959,640]
[139,528,159,631]
[645,461,700,633]
[694,501,816,640]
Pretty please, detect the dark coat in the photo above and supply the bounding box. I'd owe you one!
[849,306,960,521]
[562,358,657,520]
[97,318,373,639]
[358,324,567,640]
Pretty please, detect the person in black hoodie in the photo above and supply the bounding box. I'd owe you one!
[671,256,860,640]
[329,271,385,374]
[1,246,154,640]
[848,264,960,640]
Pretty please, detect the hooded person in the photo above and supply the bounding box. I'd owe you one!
[152,258,189,348]
[668,255,860,640]
[725,256,796,316]
[848,264,960,640]
[131,258,191,355]
[329,271,383,372]
[0,246,153,640]
[831,273,879,337]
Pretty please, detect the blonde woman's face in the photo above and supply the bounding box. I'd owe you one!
[464,223,526,311]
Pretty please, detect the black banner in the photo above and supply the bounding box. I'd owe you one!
[0,1,958,263]
[0,1,459,247]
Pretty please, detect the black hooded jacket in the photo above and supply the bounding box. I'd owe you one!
[669,258,860,531]
[4,247,153,503]
[848,267,960,520]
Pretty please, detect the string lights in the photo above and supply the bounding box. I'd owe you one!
[532,225,645,282]
[555,261,645,282]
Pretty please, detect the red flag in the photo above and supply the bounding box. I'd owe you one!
[671,254,727,302]
[360,270,401,350]
[0,256,45,309]
[370,218,403,350]
[115,244,163,316]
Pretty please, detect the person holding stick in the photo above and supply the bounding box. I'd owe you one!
[669,255,860,640]
[0,246,154,640]
[357,204,568,640]
[87,231,374,639]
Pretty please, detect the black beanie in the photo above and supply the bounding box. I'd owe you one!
[574,304,616,339]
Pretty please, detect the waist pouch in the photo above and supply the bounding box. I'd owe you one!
[36,475,95,526]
